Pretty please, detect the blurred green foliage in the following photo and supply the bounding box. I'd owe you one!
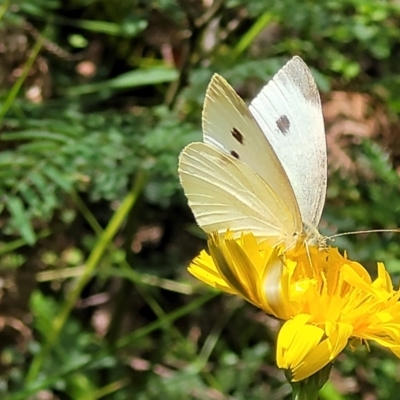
[1,0,400,399]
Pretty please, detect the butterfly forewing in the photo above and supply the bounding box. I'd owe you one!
[249,56,327,227]
[201,74,301,221]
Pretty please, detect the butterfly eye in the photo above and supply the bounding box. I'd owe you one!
[276,115,290,135]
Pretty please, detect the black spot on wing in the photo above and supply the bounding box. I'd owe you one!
[230,150,240,159]
[276,115,290,135]
[231,127,244,144]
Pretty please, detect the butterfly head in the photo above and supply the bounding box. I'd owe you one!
[303,222,327,249]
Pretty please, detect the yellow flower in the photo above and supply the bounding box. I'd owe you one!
[189,231,400,381]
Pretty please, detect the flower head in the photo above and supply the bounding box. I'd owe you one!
[189,231,400,381]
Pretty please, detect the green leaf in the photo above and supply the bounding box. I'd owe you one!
[64,67,178,96]
[6,196,36,244]
[1,130,72,144]
[43,165,72,192]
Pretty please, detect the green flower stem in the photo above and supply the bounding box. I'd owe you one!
[24,171,146,384]
[292,383,321,400]
[290,364,332,400]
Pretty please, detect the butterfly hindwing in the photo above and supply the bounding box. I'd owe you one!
[178,142,302,244]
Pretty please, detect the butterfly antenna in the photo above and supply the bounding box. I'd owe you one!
[329,228,400,241]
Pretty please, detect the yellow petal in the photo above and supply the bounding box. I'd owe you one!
[208,236,253,301]
[277,315,323,370]
[188,251,236,293]
[277,316,352,381]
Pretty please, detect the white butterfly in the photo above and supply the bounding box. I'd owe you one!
[178,56,327,248]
